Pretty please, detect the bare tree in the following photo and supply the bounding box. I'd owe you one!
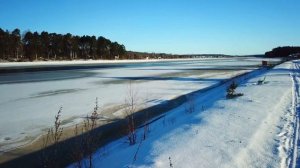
[124,82,138,145]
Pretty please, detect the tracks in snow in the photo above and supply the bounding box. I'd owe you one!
[285,61,300,168]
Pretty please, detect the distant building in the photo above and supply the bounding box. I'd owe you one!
[262,60,268,66]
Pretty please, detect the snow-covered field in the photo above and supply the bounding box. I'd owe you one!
[69,60,300,168]
[0,57,279,155]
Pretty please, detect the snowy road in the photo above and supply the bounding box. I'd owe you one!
[69,60,300,168]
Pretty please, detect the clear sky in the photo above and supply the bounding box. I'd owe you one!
[0,0,299,55]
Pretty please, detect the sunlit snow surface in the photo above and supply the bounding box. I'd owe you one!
[0,57,279,154]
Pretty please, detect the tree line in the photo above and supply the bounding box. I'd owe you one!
[265,46,300,58]
[0,28,126,61]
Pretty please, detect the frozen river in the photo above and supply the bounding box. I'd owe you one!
[0,57,279,153]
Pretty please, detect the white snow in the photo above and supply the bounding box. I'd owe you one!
[0,57,279,155]
[69,60,300,168]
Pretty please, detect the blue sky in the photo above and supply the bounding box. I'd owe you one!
[0,0,299,55]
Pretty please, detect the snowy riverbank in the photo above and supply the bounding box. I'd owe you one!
[0,57,283,166]
[70,60,299,168]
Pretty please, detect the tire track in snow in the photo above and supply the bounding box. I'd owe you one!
[285,61,300,168]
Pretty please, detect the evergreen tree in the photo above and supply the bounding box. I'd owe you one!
[11,28,22,59]
[0,27,127,61]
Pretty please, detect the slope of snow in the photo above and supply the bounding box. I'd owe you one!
[70,60,299,168]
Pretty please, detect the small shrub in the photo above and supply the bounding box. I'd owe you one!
[169,157,174,168]
[226,81,243,99]
[71,97,101,168]
[72,124,83,168]
[257,76,266,85]
[41,107,64,168]
[83,97,100,168]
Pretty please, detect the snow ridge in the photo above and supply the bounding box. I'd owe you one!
[289,62,300,168]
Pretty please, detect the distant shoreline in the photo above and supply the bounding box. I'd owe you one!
[0,56,234,67]
[0,57,233,73]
